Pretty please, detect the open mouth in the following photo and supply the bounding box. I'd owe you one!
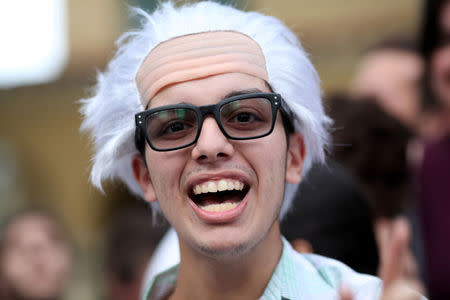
[189,179,249,213]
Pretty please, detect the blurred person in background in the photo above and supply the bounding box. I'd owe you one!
[347,36,436,293]
[418,0,450,298]
[326,95,425,295]
[280,160,379,276]
[349,38,432,170]
[0,208,73,300]
[351,39,423,134]
[103,204,168,300]
[328,95,414,218]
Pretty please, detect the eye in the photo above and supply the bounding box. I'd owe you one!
[220,97,270,127]
[161,121,192,135]
[228,112,261,123]
[147,108,198,140]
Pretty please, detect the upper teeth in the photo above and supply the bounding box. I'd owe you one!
[193,179,244,195]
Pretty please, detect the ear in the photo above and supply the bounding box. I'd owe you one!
[285,133,305,184]
[132,154,157,203]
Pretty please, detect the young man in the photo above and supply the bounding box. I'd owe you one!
[81,2,425,299]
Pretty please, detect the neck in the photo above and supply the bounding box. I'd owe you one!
[170,223,283,300]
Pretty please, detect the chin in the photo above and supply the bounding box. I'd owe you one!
[191,227,263,260]
[197,239,252,259]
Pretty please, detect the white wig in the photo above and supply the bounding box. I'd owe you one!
[80,1,331,220]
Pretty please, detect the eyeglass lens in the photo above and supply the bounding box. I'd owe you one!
[145,97,273,150]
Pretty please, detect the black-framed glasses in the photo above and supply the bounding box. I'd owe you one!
[135,93,282,151]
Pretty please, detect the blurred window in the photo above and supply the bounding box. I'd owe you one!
[0,0,68,89]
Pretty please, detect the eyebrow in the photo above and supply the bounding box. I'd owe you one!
[223,88,266,99]
[148,87,272,109]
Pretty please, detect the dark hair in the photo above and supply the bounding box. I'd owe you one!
[135,126,146,158]
[104,204,168,284]
[421,0,450,60]
[281,160,379,275]
[420,0,450,111]
[367,37,419,55]
[326,95,413,218]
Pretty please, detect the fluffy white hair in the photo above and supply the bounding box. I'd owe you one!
[80,1,331,220]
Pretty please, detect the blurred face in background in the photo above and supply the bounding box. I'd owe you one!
[0,213,72,300]
[351,49,423,130]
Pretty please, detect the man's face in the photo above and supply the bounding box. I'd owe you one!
[0,214,72,299]
[134,72,304,258]
[352,50,423,128]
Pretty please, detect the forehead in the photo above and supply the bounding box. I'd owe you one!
[358,50,422,83]
[4,214,59,243]
[148,72,270,108]
[136,31,269,108]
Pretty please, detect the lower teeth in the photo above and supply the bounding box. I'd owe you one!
[200,202,239,212]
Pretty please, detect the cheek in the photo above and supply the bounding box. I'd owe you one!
[241,128,288,183]
[49,246,71,274]
[2,250,29,279]
[146,150,188,200]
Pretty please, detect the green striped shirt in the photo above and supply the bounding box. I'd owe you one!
[145,237,426,300]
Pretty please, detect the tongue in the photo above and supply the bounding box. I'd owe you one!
[199,191,242,206]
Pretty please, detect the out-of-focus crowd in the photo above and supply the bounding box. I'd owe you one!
[0,1,449,300]
[283,1,450,297]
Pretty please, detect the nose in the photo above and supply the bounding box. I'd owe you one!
[191,116,235,163]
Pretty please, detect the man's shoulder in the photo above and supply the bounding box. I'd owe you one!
[298,252,381,290]
[265,238,382,299]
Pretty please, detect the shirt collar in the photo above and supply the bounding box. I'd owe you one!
[144,237,297,300]
[260,236,301,300]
